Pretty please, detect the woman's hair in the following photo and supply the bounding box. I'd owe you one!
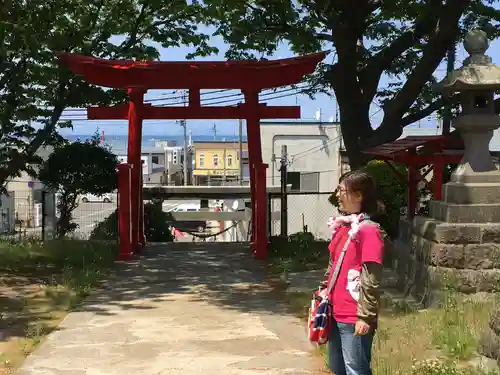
[338,169,385,216]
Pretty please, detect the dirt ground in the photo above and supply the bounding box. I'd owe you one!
[0,273,76,374]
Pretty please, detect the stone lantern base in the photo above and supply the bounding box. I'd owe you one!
[396,174,500,302]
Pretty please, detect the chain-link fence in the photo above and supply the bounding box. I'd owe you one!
[268,191,336,241]
[0,190,117,241]
[70,195,117,239]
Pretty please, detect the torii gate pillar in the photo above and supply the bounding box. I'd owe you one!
[127,88,146,253]
[244,90,267,258]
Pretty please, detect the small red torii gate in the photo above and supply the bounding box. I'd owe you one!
[363,135,464,218]
[59,52,325,260]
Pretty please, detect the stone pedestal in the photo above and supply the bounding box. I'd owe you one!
[396,177,500,302]
[400,27,500,366]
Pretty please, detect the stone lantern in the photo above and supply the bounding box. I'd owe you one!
[437,29,500,182]
[396,30,500,304]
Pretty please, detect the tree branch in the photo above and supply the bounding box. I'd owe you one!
[400,97,450,127]
[379,0,471,138]
[398,95,500,128]
[360,2,444,105]
[316,33,335,42]
[122,2,149,52]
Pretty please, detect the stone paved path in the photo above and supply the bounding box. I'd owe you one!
[17,243,323,375]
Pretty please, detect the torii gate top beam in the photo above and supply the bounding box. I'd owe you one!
[58,52,326,90]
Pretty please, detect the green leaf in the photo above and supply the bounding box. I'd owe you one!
[0,0,216,186]
[205,0,500,166]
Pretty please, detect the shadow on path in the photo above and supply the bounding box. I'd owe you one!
[17,242,324,375]
[78,242,293,316]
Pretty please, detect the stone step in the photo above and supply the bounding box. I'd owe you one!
[443,182,500,204]
[407,216,500,244]
[430,200,500,223]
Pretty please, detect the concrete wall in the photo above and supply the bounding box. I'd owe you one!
[260,122,342,240]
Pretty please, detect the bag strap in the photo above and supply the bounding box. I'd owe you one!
[326,234,353,295]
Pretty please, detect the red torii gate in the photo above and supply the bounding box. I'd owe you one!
[59,52,325,260]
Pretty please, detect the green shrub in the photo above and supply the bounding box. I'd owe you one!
[90,202,174,242]
[329,161,407,239]
[269,232,328,274]
[364,160,407,239]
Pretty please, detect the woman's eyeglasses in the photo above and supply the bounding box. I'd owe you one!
[336,186,348,194]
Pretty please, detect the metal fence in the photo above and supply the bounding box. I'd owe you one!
[0,190,117,241]
[0,188,336,243]
[268,191,336,240]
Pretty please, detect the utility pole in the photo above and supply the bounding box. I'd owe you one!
[442,45,456,135]
[181,90,188,186]
[179,120,188,186]
[238,113,243,185]
[280,145,288,237]
[223,148,227,186]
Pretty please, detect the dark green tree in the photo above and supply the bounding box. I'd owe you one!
[0,0,217,188]
[38,134,118,238]
[204,0,500,166]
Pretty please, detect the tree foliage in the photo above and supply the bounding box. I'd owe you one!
[0,0,217,188]
[38,134,118,238]
[204,0,500,166]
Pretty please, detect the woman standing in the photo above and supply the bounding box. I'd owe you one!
[325,170,385,375]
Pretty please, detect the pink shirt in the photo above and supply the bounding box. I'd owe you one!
[327,223,384,324]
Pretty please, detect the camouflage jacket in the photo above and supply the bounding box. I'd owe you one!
[325,220,388,325]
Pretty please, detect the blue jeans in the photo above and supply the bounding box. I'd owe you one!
[327,321,374,375]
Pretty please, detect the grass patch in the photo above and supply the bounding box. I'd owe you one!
[0,239,117,374]
[285,290,500,375]
[268,233,329,274]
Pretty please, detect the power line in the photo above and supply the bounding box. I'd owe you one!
[62,85,307,113]
[290,135,342,162]
[146,89,229,103]
[58,84,314,121]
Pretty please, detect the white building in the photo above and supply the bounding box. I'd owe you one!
[4,146,55,231]
[117,145,192,185]
[260,121,342,239]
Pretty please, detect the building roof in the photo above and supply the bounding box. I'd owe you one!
[261,121,340,126]
[192,141,248,151]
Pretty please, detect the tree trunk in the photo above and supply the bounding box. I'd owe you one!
[336,96,373,169]
[55,192,78,238]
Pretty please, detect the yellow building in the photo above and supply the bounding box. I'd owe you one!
[192,141,248,185]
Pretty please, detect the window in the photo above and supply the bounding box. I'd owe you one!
[227,155,233,167]
[287,172,301,191]
[285,171,320,192]
[199,154,205,168]
[152,156,159,164]
[213,154,219,167]
[300,172,320,192]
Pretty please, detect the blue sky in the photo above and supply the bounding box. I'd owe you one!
[62,25,500,137]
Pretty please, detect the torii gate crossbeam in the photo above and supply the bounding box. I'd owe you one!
[59,52,326,260]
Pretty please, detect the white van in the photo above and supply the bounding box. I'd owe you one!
[80,192,115,203]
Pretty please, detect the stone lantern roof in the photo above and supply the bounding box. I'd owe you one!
[437,29,500,93]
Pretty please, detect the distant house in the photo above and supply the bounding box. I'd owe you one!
[4,146,54,228]
[192,141,248,186]
[116,145,193,186]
